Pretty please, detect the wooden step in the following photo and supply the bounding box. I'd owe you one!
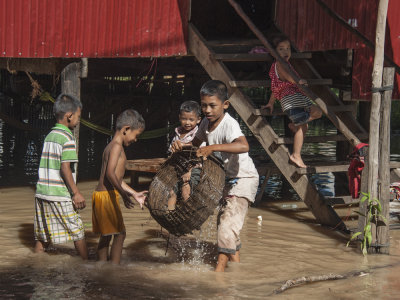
[295,160,400,175]
[214,52,312,62]
[253,105,356,117]
[325,196,358,205]
[229,78,333,88]
[274,133,369,144]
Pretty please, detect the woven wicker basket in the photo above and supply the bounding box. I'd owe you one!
[147,148,225,236]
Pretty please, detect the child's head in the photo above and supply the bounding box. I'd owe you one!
[272,34,291,61]
[53,94,82,129]
[179,100,201,133]
[199,80,229,124]
[115,109,145,146]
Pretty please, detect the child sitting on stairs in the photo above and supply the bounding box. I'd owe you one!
[262,35,322,168]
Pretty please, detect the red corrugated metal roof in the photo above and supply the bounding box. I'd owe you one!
[275,0,400,100]
[275,0,377,51]
[0,0,189,58]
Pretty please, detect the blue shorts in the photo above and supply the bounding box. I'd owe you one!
[286,107,311,126]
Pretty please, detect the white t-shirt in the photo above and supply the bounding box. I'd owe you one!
[196,113,259,179]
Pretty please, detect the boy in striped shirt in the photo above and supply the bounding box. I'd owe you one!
[34,94,88,259]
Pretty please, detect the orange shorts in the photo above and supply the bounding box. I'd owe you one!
[92,190,125,236]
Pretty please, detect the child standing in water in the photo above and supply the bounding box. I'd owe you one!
[263,35,322,168]
[172,80,259,272]
[92,109,147,264]
[167,101,202,209]
[34,94,88,259]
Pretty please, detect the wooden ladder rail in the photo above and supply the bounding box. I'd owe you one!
[227,0,365,147]
[188,23,346,231]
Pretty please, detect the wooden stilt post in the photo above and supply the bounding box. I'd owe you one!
[359,0,389,254]
[61,60,87,177]
[375,67,394,254]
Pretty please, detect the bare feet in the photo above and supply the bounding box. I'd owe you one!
[289,154,307,168]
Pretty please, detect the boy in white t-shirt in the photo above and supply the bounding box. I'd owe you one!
[171,80,259,272]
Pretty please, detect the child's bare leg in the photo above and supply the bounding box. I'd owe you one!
[74,239,88,260]
[167,190,177,210]
[97,235,112,261]
[34,240,48,253]
[229,250,240,263]
[110,232,126,265]
[308,105,322,122]
[181,182,191,202]
[215,253,229,272]
[290,124,308,168]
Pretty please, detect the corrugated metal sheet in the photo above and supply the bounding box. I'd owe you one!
[275,0,400,100]
[0,0,189,58]
[275,0,377,51]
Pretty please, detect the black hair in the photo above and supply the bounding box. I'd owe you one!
[271,34,290,49]
[200,80,228,102]
[115,109,145,131]
[53,94,82,120]
[180,100,201,117]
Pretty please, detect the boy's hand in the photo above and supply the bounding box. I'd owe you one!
[72,192,86,210]
[122,193,135,209]
[132,191,148,209]
[170,140,183,153]
[196,146,214,160]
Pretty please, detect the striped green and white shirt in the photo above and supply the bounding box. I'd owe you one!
[35,124,78,201]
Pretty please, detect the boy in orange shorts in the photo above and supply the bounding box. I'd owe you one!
[92,109,147,264]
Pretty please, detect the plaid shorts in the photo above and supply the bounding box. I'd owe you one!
[34,197,85,244]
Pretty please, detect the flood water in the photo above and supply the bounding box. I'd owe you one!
[2,181,400,299]
[2,111,400,298]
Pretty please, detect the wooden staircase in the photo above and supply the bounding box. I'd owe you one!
[187,20,371,231]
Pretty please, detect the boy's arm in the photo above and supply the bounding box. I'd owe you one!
[106,143,135,209]
[197,136,249,158]
[170,137,203,152]
[121,181,147,209]
[60,162,86,209]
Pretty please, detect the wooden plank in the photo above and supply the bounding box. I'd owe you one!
[253,169,272,206]
[207,39,261,47]
[326,105,356,112]
[376,67,394,254]
[325,196,359,205]
[188,23,346,231]
[229,78,332,88]
[61,62,81,176]
[125,158,167,172]
[275,133,369,144]
[214,52,311,61]
[296,162,350,174]
[253,108,286,116]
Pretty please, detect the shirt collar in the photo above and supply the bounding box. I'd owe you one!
[53,123,73,135]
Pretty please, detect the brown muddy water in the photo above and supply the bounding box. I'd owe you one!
[2,181,400,299]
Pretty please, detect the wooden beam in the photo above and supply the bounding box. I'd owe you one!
[325,196,359,205]
[275,133,369,145]
[0,58,67,74]
[229,78,332,88]
[61,62,82,176]
[214,52,311,61]
[376,67,394,254]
